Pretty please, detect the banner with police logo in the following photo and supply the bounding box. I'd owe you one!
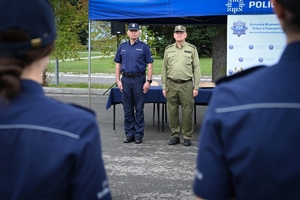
[227,14,286,75]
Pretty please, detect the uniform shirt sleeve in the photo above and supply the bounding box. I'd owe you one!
[114,45,122,63]
[71,118,112,200]
[161,47,169,90]
[144,44,154,64]
[193,90,235,200]
[192,47,201,90]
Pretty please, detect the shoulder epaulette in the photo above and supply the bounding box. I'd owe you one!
[165,44,174,49]
[216,65,265,85]
[187,44,196,49]
[140,41,151,47]
[69,103,96,116]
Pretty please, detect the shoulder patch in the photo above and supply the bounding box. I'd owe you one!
[120,41,128,45]
[69,103,96,116]
[216,65,265,85]
[140,41,150,47]
[188,44,196,49]
[165,44,174,50]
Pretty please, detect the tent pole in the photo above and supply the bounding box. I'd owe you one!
[88,20,91,108]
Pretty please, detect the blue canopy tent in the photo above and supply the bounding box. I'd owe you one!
[88,0,273,25]
[86,0,274,106]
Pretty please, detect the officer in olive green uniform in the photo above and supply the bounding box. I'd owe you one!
[161,25,201,146]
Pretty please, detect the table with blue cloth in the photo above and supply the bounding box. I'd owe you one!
[106,86,214,132]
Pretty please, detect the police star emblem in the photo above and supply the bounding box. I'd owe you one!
[231,20,248,37]
[225,0,245,14]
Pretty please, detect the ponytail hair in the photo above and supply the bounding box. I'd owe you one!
[0,28,54,100]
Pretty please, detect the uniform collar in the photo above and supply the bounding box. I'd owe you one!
[175,41,186,48]
[279,41,300,63]
[20,79,44,96]
[129,39,140,46]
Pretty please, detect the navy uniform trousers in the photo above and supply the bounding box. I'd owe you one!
[121,75,146,139]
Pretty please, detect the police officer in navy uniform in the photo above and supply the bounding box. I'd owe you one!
[114,23,153,144]
[194,0,300,199]
[0,0,111,199]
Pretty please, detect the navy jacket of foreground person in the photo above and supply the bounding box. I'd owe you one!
[193,42,300,199]
[0,80,111,200]
[0,0,111,199]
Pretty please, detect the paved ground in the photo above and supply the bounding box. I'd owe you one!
[45,89,208,200]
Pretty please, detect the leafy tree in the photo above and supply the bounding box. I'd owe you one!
[77,29,88,45]
[42,0,88,85]
[49,0,88,60]
[147,26,174,57]
[185,26,219,57]
[91,21,125,55]
[147,25,219,58]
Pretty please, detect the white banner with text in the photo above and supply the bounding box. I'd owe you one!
[227,14,286,75]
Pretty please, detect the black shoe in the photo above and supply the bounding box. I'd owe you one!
[168,137,180,145]
[124,137,135,143]
[183,139,191,146]
[135,138,143,144]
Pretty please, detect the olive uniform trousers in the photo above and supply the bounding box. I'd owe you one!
[166,78,194,140]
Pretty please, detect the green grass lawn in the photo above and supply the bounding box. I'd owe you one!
[47,52,212,88]
[47,55,212,76]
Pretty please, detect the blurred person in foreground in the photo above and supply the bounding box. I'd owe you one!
[0,0,111,199]
[161,25,200,146]
[194,0,300,199]
[114,23,153,144]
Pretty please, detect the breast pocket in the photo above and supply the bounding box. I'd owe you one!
[121,50,127,60]
[134,50,144,60]
[167,52,176,67]
[183,52,192,67]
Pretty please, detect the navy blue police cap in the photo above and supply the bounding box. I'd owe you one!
[0,0,56,51]
[128,23,140,31]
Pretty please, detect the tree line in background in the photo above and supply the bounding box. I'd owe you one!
[49,0,89,60]
[49,0,226,82]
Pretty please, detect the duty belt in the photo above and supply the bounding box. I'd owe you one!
[168,77,192,84]
[122,71,146,78]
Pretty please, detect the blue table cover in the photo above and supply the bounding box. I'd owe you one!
[106,86,214,109]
